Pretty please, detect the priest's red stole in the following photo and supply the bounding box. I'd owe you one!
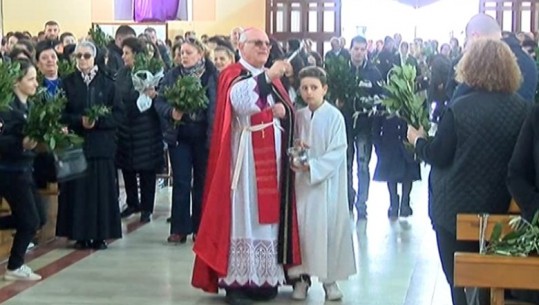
[250,108,280,224]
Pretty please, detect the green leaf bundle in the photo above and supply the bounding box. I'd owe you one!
[487,211,539,257]
[88,25,113,49]
[86,105,111,123]
[325,56,364,105]
[0,61,22,112]
[133,53,164,76]
[163,75,208,114]
[58,59,76,78]
[24,89,83,151]
[382,64,430,132]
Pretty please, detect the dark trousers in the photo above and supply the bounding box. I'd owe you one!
[122,169,157,213]
[435,226,489,305]
[346,131,373,213]
[0,171,46,270]
[387,181,412,209]
[168,138,207,235]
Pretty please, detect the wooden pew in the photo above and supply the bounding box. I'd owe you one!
[0,183,59,260]
[454,200,539,305]
[0,198,14,259]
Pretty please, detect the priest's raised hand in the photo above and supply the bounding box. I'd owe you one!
[266,60,292,81]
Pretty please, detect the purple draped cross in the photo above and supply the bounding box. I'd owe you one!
[134,0,180,22]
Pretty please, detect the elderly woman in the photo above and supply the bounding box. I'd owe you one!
[116,37,164,222]
[56,40,122,250]
[155,38,217,244]
[407,38,528,305]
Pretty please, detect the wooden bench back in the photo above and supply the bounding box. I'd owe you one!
[454,199,539,299]
[456,199,520,242]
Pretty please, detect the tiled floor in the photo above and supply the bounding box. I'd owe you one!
[0,162,454,305]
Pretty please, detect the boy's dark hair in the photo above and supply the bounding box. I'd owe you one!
[298,66,328,86]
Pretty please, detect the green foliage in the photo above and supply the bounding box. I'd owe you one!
[325,56,364,105]
[86,105,111,123]
[382,64,430,132]
[24,89,83,151]
[487,211,539,256]
[58,59,76,78]
[133,53,164,76]
[88,25,113,49]
[163,75,208,115]
[0,61,22,112]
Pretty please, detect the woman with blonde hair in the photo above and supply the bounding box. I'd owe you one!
[155,37,218,244]
[407,38,529,305]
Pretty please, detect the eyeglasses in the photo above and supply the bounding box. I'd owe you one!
[74,53,92,60]
[245,40,272,48]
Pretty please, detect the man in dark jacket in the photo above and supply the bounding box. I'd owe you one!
[376,36,400,81]
[447,14,538,103]
[337,35,383,218]
[106,25,136,76]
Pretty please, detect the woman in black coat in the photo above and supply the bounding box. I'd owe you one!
[155,38,217,244]
[372,116,420,218]
[57,40,122,250]
[507,103,539,305]
[407,39,528,305]
[116,37,163,223]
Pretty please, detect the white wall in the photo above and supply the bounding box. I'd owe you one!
[341,0,478,44]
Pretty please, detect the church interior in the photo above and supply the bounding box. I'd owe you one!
[0,0,538,305]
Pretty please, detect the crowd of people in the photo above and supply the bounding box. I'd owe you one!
[0,12,538,305]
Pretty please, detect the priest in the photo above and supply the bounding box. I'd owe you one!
[192,28,301,305]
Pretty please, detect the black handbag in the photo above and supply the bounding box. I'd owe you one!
[53,147,87,182]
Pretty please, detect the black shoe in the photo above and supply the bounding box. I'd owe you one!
[120,206,141,218]
[400,206,413,217]
[140,212,151,223]
[166,217,171,223]
[225,289,252,305]
[167,234,187,244]
[92,240,108,250]
[244,287,278,301]
[74,240,91,250]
